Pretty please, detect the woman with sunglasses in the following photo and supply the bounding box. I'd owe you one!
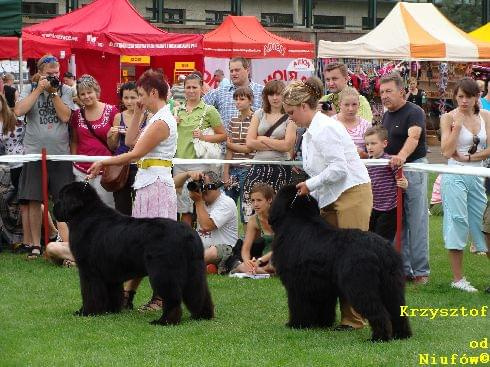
[440,77,490,292]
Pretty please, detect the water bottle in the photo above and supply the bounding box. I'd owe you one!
[421,91,427,105]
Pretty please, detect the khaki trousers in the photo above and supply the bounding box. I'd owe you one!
[320,183,373,329]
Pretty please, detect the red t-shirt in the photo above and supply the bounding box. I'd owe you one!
[71,104,118,173]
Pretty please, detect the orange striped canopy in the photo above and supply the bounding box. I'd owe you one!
[318,2,490,61]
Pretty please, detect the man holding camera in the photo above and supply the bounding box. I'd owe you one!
[187,171,238,274]
[319,62,373,123]
[14,54,76,258]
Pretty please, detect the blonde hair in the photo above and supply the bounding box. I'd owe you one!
[76,74,101,98]
[338,86,360,103]
[282,77,323,109]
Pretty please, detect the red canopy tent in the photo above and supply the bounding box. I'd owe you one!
[204,16,314,59]
[203,16,314,86]
[24,0,203,104]
[0,32,71,59]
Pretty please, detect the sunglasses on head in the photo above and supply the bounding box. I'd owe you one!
[468,135,480,155]
[39,56,58,65]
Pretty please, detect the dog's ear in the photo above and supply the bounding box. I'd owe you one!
[289,194,320,217]
[53,182,90,221]
[269,184,299,229]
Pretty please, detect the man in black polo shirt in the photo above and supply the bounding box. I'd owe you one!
[380,72,430,285]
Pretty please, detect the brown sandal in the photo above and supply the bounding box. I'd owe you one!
[138,296,163,312]
[62,259,77,268]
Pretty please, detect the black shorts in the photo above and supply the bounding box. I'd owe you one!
[9,166,22,191]
[18,161,74,202]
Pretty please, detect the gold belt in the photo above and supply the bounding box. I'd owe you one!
[136,159,172,169]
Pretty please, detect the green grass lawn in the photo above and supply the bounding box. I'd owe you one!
[0,213,488,367]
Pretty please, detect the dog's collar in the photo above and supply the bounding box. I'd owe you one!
[290,193,311,208]
[83,177,90,191]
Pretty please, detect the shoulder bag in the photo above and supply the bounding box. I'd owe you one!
[193,104,223,159]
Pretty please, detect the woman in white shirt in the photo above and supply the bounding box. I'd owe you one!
[282,77,372,331]
[88,69,177,311]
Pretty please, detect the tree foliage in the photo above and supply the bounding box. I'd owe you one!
[436,0,482,32]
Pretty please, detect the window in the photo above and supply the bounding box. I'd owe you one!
[362,17,384,30]
[145,6,185,24]
[314,15,346,29]
[205,10,231,25]
[22,2,57,18]
[261,13,293,28]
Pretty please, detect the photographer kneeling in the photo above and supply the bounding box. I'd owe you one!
[185,171,238,274]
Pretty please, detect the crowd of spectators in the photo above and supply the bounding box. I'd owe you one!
[0,55,488,305]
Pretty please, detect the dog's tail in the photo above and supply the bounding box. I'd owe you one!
[379,248,412,340]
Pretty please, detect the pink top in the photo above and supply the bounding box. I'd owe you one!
[71,104,118,173]
[333,115,371,151]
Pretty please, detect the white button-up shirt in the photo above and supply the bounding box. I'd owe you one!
[303,111,370,208]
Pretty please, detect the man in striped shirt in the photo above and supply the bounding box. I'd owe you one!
[365,126,407,242]
[204,57,264,131]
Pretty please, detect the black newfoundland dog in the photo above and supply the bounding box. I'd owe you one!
[269,185,411,342]
[53,182,214,325]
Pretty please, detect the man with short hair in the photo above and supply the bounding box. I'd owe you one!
[319,62,373,122]
[213,69,230,88]
[14,54,76,259]
[380,72,429,285]
[170,74,186,104]
[188,171,238,274]
[3,73,18,108]
[62,71,78,104]
[204,57,264,130]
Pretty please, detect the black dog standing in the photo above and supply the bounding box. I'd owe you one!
[269,185,412,342]
[53,182,214,325]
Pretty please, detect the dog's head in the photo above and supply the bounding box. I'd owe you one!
[53,181,101,222]
[269,184,320,230]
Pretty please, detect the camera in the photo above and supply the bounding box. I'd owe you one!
[321,100,333,112]
[187,179,223,193]
[187,179,205,193]
[46,75,61,89]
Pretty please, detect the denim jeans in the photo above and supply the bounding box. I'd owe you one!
[224,166,248,223]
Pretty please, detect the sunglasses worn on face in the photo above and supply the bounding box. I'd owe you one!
[468,135,480,155]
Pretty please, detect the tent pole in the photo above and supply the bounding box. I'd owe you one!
[18,37,23,94]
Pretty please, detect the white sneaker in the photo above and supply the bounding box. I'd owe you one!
[451,278,478,293]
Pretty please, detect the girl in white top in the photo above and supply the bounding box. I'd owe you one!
[440,77,490,293]
[88,69,178,312]
[282,77,372,331]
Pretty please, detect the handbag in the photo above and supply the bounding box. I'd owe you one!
[193,104,222,159]
[79,108,129,192]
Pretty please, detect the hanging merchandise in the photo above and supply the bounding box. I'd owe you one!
[436,62,449,115]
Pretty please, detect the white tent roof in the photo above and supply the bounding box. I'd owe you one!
[318,2,490,61]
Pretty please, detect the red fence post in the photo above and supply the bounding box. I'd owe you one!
[41,148,50,255]
[395,167,403,253]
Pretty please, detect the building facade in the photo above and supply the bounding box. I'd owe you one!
[22,0,427,31]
